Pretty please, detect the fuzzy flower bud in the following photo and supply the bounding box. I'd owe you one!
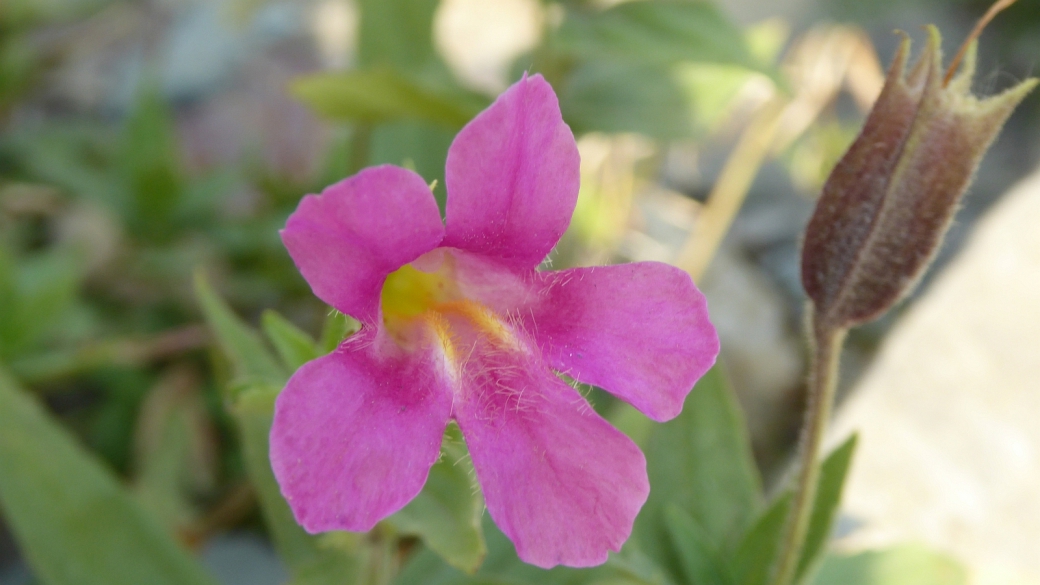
[801,26,1036,329]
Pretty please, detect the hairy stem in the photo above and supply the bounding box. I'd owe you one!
[771,311,846,585]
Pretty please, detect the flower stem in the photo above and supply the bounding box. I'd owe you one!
[771,310,846,585]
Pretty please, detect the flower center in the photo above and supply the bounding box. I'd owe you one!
[379,250,519,361]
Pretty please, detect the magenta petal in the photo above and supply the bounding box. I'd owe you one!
[454,345,649,568]
[529,262,719,422]
[269,330,452,532]
[443,74,580,269]
[281,165,445,324]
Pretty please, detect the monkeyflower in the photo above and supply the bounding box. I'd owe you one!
[270,74,719,568]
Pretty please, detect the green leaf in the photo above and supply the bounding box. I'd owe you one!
[796,435,859,582]
[193,271,286,386]
[556,1,770,74]
[664,505,734,585]
[811,546,968,585]
[357,0,440,73]
[194,283,362,582]
[394,515,668,585]
[261,310,320,372]
[730,493,791,585]
[559,61,695,140]
[319,310,360,354]
[0,366,218,585]
[231,383,363,582]
[120,85,184,241]
[0,247,83,358]
[387,423,486,573]
[368,121,456,209]
[291,69,485,129]
[636,365,763,581]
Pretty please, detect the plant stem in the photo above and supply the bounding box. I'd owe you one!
[771,310,846,585]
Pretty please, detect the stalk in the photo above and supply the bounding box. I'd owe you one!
[771,310,846,585]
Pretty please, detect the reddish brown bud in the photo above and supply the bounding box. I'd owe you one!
[801,26,1036,329]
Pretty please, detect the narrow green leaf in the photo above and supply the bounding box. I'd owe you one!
[663,504,734,585]
[730,493,791,585]
[120,85,183,241]
[811,546,968,585]
[556,1,771,74]
[261,310,320,372]
[319,309,360,354]
[291,69,484,129]
[193,274,354,579]
[0,248,83,358]
[796,434,859,581]
[388,423,486,573]
[232,383,363,583]
[193,271,286,385]
[636,365,763,581]
[0,366,218,585]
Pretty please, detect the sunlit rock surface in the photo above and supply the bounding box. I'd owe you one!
[830,164,1040,585]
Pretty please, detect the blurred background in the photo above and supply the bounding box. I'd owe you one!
[1,0,1038,583]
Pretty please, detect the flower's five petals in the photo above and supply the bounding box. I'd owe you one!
[281,165,444,325]
[443,74,580,269]
[269,330,453,533]
[453,344,649,569]
[528,262,718,421]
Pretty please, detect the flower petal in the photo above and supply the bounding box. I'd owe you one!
[269,329,453,533]
[527,262,718,422]
[453,338,648,568]
[281,165,445,325]
[443,74,580,269]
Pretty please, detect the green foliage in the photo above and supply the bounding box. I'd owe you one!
[663,505,733,585]
[797,435,859,581]
[559,61,695,139]
[0,244,85,360]
[730,494,791,585]
[195,275,364,582]
[194,272,287,387]
[394,516,668,585]
[119,86,184,242]
[357,0,442,74]
[0,367,218,585]
[0,1,977,584]
[196,278,488,578]
[387,423,486,573]
[291,69,486,129]
[636,366,764,582]
[0,0,111,29]
[555,0,771,75]
[319,311,360,354]
[811,546,968,585]
[261,309,321,372]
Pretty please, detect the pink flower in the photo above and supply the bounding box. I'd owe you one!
[271,74,719,569]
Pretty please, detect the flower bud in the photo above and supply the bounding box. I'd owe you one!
[801,26,1036,330]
